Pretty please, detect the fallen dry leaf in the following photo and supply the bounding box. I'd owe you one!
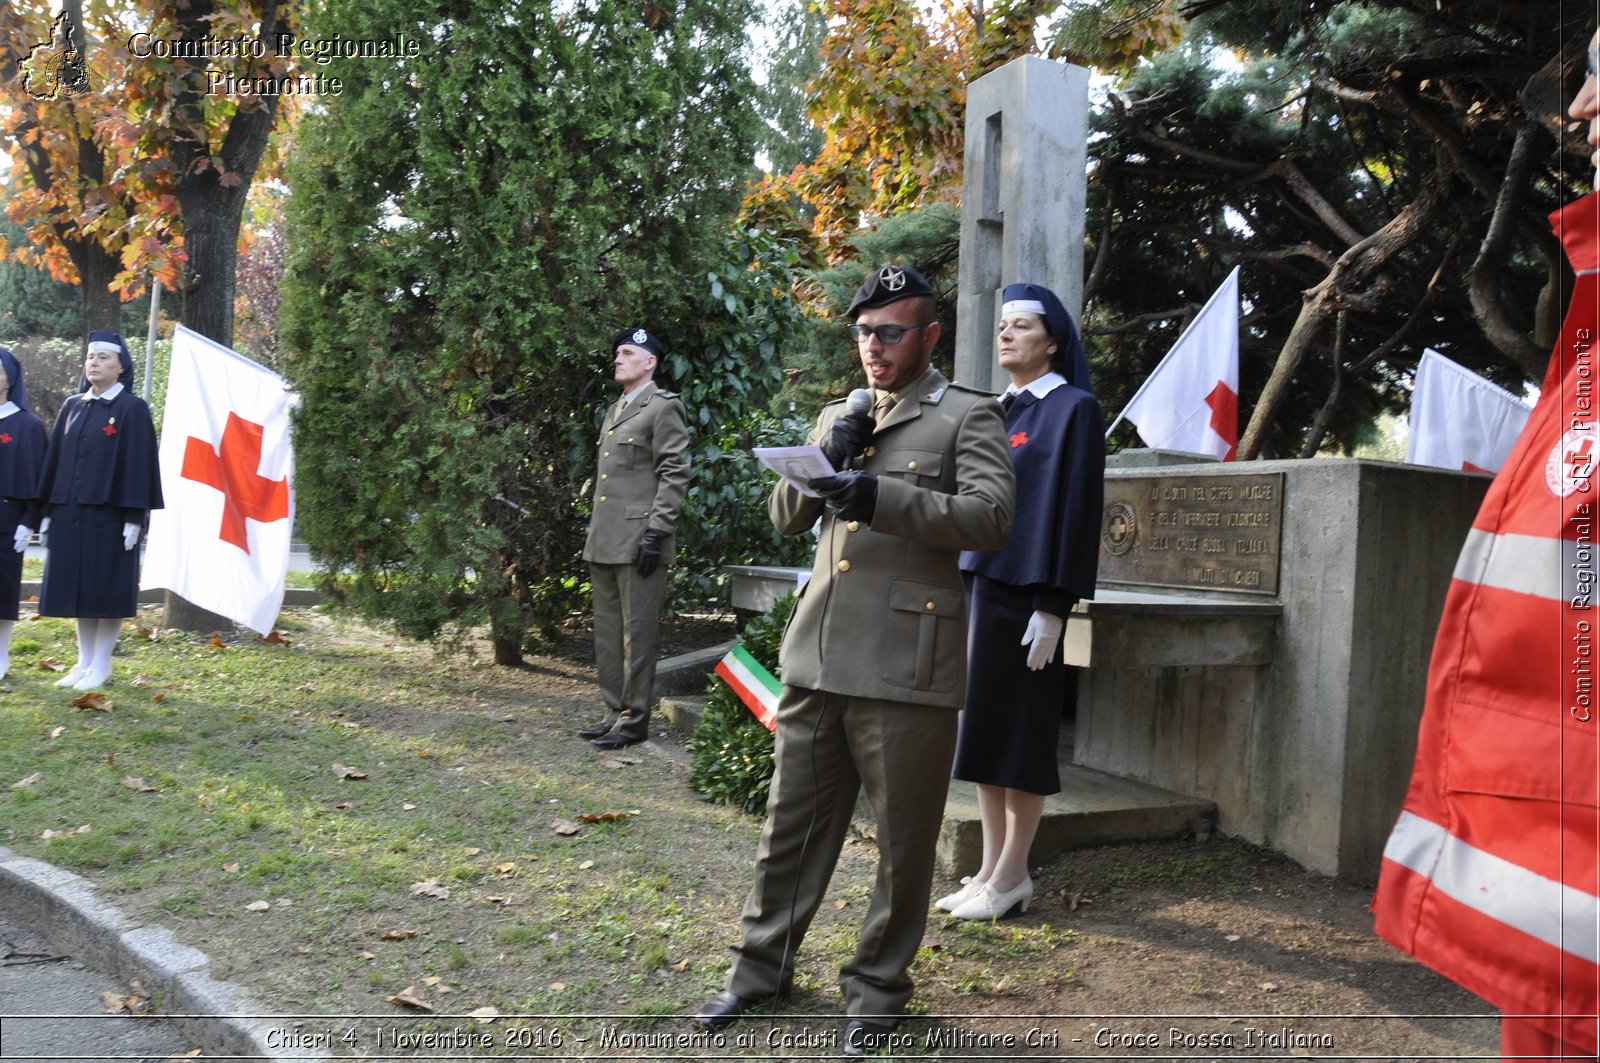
[484,896,511,906]
[389,986,432,1011]
[401,803,417,811]
[296,682,316,692]
[244,900,270,913]
[70,692,111,712]
[40,824,91,840]
[468,1006,500,1024]
[222,863,240,874]
[11,772,43,790]
[548,982,567,992]
[151,693,166,703]
[410,879,451,900]
[357,950,377,961]
[379,929,418,941]
[464,847,483,856]
[495,862,517,876]
[209,637,226,648]
[36,658,67,673]
[1260,981,1280,992]
[600,756,640,768]
[47,726,64,739]
[258,630,291,645]
[423,976,448,989]
[121,777,157,793]
[578,859,595,870]
[98,988,150,1016]
[273,897,294,908]
[669,958,690,973]
[332,763,368,780]
[1061,889,1091,912]
[550,818,581,836]
[578,811,633,823]
[333,801,353,810]
[171,1050,203,1059]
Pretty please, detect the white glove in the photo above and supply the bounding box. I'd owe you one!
[1020,610,1064,672]
[38,516,49,549]
[12,526,30,553]
[122,522,140,551]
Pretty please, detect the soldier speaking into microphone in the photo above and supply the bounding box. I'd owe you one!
[695,265,1014,1055]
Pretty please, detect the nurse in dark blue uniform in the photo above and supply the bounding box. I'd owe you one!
[37,331,163,690]
[0,347,48,678]
[940,283,1104,920]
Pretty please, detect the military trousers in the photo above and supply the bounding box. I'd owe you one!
[589,560,667,741]
[725,686,959,1019]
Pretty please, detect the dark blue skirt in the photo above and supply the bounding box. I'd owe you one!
[39,502,139,619]
[952,573,1066,795]
[0,499,25,621]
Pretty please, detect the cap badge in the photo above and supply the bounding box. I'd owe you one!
[878,266,906,292]
[632,329,649,345]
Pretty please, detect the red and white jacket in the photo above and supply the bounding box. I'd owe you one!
[1373,192,1600,1049]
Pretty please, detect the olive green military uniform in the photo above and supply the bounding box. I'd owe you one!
[724,365,1014,1020]
[581,381,690,742]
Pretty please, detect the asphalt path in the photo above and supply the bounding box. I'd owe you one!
[0,916,195,1062]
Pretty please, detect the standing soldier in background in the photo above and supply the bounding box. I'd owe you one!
[578,326,690,751]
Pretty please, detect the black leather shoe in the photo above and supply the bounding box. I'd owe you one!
[842,1019,897,1057]
[577,723,611,739]
[692,989,759,1031]
[591,733,644,750]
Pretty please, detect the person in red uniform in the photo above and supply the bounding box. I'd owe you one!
[1372,29,1600,1062]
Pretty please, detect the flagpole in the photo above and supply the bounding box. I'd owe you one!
[1104,265,1241,440]
[143,275,161,402]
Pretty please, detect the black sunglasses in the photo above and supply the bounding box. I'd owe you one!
[846,322,931,345]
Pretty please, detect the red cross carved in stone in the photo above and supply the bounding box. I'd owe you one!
[180,412,289,554]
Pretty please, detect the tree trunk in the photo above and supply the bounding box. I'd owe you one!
[77,239,121,337]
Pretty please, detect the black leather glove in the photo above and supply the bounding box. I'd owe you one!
[633,527,670,577]
[821,409,874,470]
[808,471,878,523]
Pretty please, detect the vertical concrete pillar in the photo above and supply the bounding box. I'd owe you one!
[954,56,1091,391]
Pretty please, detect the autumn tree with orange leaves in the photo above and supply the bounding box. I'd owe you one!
[0,1,301,345]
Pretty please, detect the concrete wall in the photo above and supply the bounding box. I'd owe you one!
[953,56,1089,392]
[1073,458,1490,879]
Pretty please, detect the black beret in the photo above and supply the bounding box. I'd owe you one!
[611,326,664,358]
[845,264,934,320]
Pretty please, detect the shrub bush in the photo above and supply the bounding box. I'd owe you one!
[687,593,793,814]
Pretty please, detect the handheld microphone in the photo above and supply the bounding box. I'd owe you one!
[828,388,875,471]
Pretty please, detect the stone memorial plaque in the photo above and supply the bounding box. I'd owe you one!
[1099,473,1284,595]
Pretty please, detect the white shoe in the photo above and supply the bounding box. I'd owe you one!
[950,876,1033,920]
[935,876,985,912]
[71,667,110,691]
[54,665,87,688]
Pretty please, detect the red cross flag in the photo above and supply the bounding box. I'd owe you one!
[1107,265,1241,461]
[1404,348,1533,475]
[141,326,295,634]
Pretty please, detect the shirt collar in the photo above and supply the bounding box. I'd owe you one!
[87,382,124,404]
[621,381,653,407]
[0,402,19,420]
[1004,371,1067,400]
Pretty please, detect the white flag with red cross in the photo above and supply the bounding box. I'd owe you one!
[1111,266,1241,461]
[141,326,295,634]
[1405,348,1532,474]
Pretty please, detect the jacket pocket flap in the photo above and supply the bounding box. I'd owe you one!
[1446,700,1599,808]
[624,505,650,520]
[880,448,942,478]
[888,579,961,618]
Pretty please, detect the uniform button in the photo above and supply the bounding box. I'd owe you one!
[925,601,936,611]
[603,451,610,458]
[627,437,635,443]
[846,521,859,532]
[600,473,608,480]
[837,559,851,573]
[607,429,615,436]
[598,495,607,503]
[865,446,876,457]
[907,460,918,471]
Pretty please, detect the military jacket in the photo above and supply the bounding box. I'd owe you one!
[771,367,1014,708]
[582,381,691,565]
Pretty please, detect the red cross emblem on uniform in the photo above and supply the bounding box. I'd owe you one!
[1010,430,1029,449]
[0,434,14,445]
[180,412,289,554]
[102,424,116,437]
